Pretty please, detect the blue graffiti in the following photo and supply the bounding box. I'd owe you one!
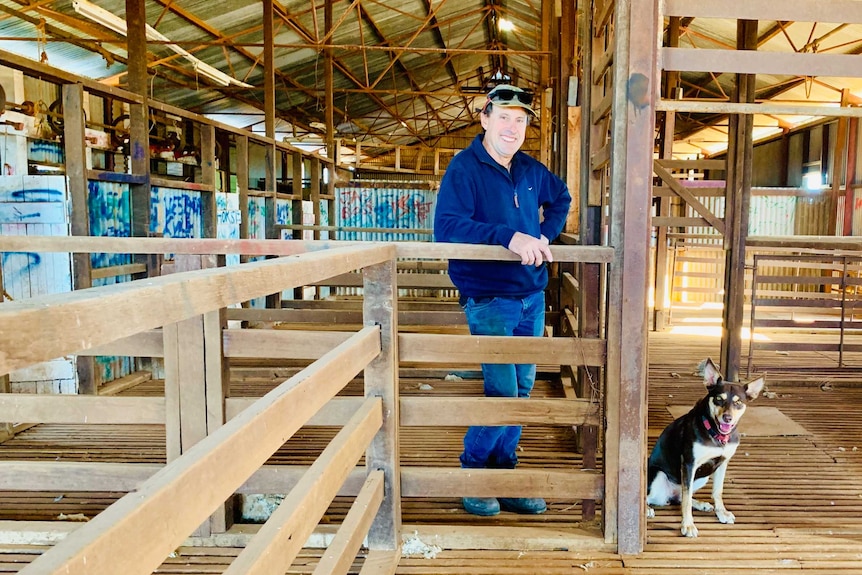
[277,200,291,225]
[150,188,202,238]
[0,188,65,202]
[8,206,41,221]
[1,252,41,285]
[87,180,132,272]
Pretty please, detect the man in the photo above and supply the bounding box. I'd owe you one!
[434,84,572,516]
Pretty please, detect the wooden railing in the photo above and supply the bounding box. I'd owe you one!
[0,241,400,575]
[0,236,616,568]
[748,252,862,372]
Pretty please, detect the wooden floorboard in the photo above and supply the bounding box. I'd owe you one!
[2,325,862,572]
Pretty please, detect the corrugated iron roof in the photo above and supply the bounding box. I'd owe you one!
[1,1,862,159]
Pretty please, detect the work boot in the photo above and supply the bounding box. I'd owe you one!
[499,497,547,514]
[462,497,500,516]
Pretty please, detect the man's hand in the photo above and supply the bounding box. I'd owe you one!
[507,232,553,267]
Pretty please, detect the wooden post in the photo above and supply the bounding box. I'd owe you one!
[236,136,250,244]
[362,250,401,550]
[291,151,305,300]
[721,20,757,383]
[539,0,553,167]
[311,157,321,241]
[830,90,850,236]
[263,0,280,310]
[578,0,604,524]
[324,0,335,168]
[292,151,304,202]
[125,0,154,294]
[605,0,658,554]
[0,263,11,442]
[557,0,575,178]
[63,83,96,395]
[843,118,858,236]
[200,124,217,239]
[162,254,227,536]
[566,107,582,234]
[203,271,232,533]
[653,17,680,332]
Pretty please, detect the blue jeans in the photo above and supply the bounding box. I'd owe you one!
[460,290,546,469]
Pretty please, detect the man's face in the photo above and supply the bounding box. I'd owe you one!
[480,105,529,165]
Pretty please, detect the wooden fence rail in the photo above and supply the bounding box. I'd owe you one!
[0,241,401,575]
[0,237,616,560]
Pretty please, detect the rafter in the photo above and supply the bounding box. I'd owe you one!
[358,4,450,136]
[369,0,452,90]
[273,3,429,144]
[149,1,322,103]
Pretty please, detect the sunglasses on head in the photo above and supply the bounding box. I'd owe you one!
[488,88,533,106]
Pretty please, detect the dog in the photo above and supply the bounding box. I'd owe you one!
[646,358,764,537]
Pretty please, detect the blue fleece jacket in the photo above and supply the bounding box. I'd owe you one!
[434,134,572,298]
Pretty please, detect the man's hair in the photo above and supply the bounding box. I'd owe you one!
[481,102,532,124]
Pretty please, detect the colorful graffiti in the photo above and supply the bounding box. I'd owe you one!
[86,179,134,383]
[248,196,266,239]
[88,180,132,278]
[336,186,435,241]
[277,198,292,226]
[150,186,202,238]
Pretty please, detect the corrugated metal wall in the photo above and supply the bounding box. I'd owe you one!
[88,180,134,386]
[334,185,439,297]
[0,174,75,393]
[794,193,833,235]
[334,185,436,241]
[671,191,836,305]
[749,195,796,236]
[852,189,862,236]
[150,186,202,238]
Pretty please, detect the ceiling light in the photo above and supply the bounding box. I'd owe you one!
[498,18,515,32]
[72,0,252,88]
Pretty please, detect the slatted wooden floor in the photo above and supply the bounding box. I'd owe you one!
[2,327,862,573]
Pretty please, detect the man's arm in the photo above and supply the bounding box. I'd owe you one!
[538,172,572,242]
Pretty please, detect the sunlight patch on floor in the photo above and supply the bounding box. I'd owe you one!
[667,324,771,342]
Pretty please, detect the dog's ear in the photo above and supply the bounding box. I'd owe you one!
[700,358,722,388]
[744,376,765,400]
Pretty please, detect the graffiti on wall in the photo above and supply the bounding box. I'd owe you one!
[88,180,132,278]
[248,196,265,239]
[0,175,71,300]
[277,198,292,227]
[86,179,134,383]
[150,187,202,238]
[336,186,435,241]
[0,174,75,391]
[217,192,241,267]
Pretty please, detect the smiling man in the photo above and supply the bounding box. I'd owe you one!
[433,84,572,517]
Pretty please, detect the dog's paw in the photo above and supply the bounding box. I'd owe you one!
[646,506,655,518]
[680,522,699,538]
[716,508,735,524]
[692,499,714,513]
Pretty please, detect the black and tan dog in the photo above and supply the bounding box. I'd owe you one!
[646,358,765,537]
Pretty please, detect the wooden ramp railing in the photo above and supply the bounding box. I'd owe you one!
[0,236,621,563]
[0,241,401,575]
